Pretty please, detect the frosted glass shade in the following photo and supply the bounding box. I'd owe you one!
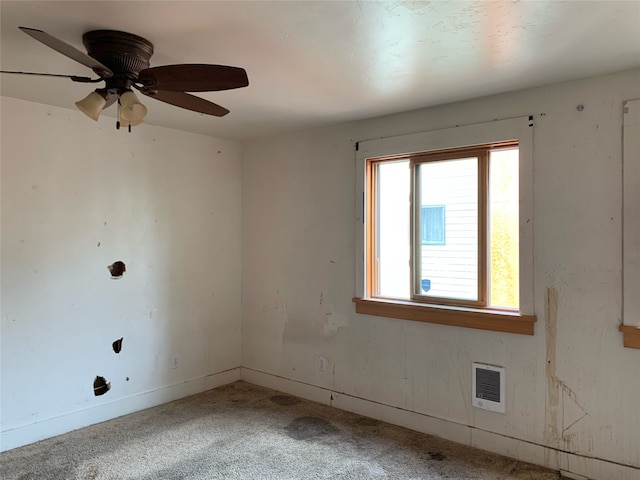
[119,91,147,122]
[75,91,107,121]
[120,113,144,128]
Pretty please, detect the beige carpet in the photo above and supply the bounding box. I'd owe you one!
[0,381,562,479]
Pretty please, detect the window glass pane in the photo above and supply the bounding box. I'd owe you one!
[376,160,410,298]
[417,158,478,300]
[489,148,519,308]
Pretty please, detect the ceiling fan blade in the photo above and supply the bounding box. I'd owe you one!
[19,27,113,78]
[141,90,230,117]
[0,70,101,83]
[137,64,248,92]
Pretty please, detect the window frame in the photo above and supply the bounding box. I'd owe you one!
[412,144,517,308]
[620,99,640,348]
[354,117,536,335]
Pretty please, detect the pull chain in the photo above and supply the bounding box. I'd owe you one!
[116,97,121,130]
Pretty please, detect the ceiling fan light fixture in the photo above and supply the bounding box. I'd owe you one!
[75,90,108,121]
[119,113,144,129]
[119,90,147,122]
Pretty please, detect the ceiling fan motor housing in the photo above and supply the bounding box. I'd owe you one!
[82,30,154,90]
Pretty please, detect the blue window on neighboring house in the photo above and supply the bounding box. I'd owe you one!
[421,205,445,245]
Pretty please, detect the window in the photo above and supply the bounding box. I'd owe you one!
[421,206,445,246]
[354,117,535,334]
[370,143,519,308]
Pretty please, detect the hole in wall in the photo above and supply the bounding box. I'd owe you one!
[108,261,126,278]
[112,337,123,354]
[93,376,111,396]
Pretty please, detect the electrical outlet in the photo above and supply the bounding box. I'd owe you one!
[172,356,179,369]
[316,356,327,372]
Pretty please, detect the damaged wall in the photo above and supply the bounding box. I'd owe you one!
[241,69,640,478]
[1,69,638,478]
[0,97,242,450]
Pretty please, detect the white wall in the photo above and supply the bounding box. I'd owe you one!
[242,69,640,479]
[2,70,638,478]
[0,97,243,450]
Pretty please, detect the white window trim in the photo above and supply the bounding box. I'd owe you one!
[621,99,640,348]
[355,116,535,320]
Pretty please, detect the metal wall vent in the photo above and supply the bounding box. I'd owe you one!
[472,363,506,413]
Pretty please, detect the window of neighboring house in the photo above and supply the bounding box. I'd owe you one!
[354,117,536,334]
[421,206,446,246]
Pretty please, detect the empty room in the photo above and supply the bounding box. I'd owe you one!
[1,1,639,479]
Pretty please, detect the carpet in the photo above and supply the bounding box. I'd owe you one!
[0,381,562,479]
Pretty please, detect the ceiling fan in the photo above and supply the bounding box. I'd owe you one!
[1,27,249,130]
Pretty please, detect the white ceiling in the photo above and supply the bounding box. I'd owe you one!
[1,1,639,140]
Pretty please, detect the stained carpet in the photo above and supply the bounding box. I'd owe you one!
[0,381,563,479]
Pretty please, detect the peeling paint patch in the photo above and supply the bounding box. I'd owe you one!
[93,376,110,396]
[323,313,350,335]
[112,337,123,354]
[545,287,559,445]
[108,261,126,278]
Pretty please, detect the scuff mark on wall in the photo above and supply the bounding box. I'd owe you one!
[402,324,408,409]
[323,312,350,336]
[545,287,588,451]
[262,292,287,318]
[332,363,336,389]
[545,287,560,446]
[560,381,588,450]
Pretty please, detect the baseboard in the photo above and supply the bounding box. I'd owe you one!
[1,367,241,452]
[240,368,639,480]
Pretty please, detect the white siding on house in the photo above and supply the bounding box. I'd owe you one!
[419,158,478,300]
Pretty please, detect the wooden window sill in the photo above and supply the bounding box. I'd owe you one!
[619,325,640,349]
[353,297,536,335]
